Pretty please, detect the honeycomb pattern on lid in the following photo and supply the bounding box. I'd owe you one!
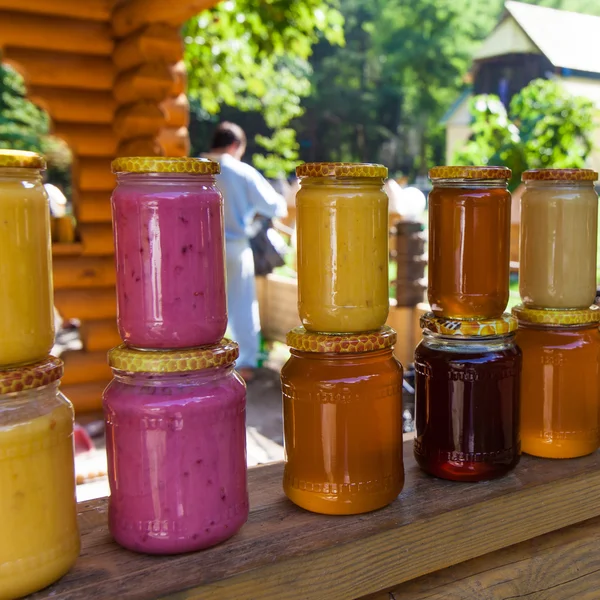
[111,157,220,175]
[108,340,239,373]
[429,166,511,180]
[286,326,396,353]
[512,304,600,326]
[0,357,63,394]
[296,162,387,179]
[522,169,598,182]
[421,313,517,337]
[0,149,46,170]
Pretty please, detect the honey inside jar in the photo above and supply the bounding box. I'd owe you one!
[514,306,600,459]
[282,327,404,515]
[428,166,512,319]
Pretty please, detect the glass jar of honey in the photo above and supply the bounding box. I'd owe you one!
[0,357,80,600]
[295,162,390,333]
[103,340,248,554]
[414,314,521,482]
[111,157,227,349]
[520,169,599,309]
[0,150,54,367]
[513,305,600,458]
[282,326,404,515]
[428,166,512,319]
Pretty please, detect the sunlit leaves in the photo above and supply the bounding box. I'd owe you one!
[184,0,343,176]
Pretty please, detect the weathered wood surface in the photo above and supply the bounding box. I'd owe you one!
[79,223,114,256]
[28,87,115,124]
[30,444,600,600]
[364,517,600,600]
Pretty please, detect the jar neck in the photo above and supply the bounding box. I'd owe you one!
[111,364,235,386]
[116,172,217,185]
[299,176,384,189]
[290,348,394,362]
[524,180,595,190]
[0,167,43,183]
[420,330,515,352]
[432,178,508,190]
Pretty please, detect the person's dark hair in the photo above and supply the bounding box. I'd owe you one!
[210,122,247,150]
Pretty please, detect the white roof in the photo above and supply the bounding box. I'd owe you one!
[505,1,600,75]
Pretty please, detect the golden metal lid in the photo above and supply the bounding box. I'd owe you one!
[421,313,517,337]
[512,304,600,326]
[429,166,511,180]
[522,169,598,182]
[111,156,220,175]
[108,340,239,373]
[286,326,396,353]
[0,149,46,170]
[0,357,63,395]
[296,162,388,179]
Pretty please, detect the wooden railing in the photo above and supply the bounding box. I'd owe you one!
[31,440,600,599]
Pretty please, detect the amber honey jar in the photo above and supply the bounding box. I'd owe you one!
[428,166,512,319]
[281,326,404,515]
[414,314,521,482]
[513,305,600,459]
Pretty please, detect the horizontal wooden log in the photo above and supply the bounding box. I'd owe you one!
[157,126,190,157]
[54,287,116,320]
[74,192,112,224]
[52,123,118,157]
[113,101,166,140]
[30,446,600,599]
[112,24,182,71]
[370,518,600,600]
[113,62,175,105]
[28,86,115,124]
[61,380,107,413]
[53,256,116,289]
[161,92,189,128]
[0,0,111,21]
[170,60,187,95]
[112,0,221,38]
[74,157,115,192]
[3,48,113,91]
[0,12,112,55]
[79,223,114,256]
[79,319,121,352]
[52,242,83,257]
[61,350,112,386]
[116,136,163,157]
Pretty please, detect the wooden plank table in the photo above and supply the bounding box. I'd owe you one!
[30,441,600,599]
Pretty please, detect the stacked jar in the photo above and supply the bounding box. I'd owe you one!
[514,169,600,459]
[414,166,522,481]
[281,162,404,515]
[0,150,79,599]
[104,157,248,554]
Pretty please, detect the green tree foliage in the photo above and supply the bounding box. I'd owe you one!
[184,0,343,177]
[0,63,49,151]
[0,62,72,194]
[455,79,596,189]
[296,0,600,176]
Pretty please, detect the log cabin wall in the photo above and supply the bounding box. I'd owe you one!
[0,0,218,412]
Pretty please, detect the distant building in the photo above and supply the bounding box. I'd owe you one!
[444,1,600,172]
